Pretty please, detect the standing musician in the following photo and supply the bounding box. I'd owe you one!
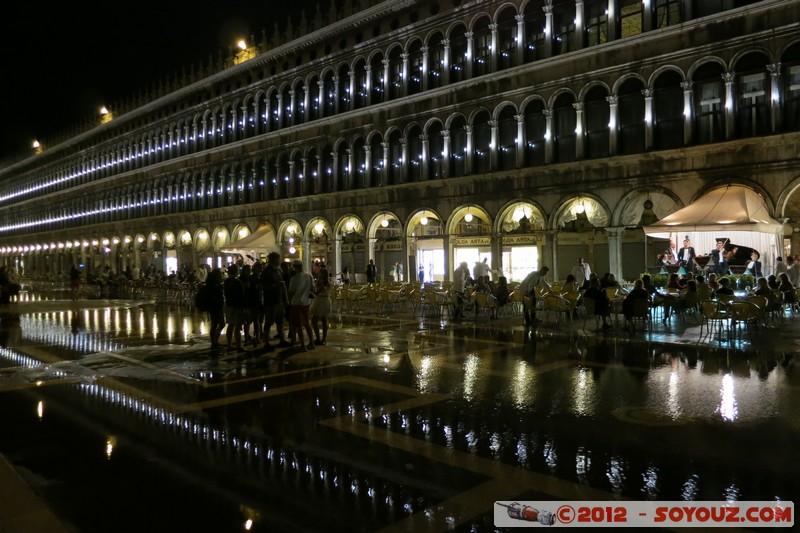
[677,237,698,272]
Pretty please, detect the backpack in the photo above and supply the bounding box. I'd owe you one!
[195,284,211,312]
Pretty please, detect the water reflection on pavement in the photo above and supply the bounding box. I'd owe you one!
[0,297,798,532]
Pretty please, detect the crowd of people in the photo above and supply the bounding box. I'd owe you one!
[199,253,333,354]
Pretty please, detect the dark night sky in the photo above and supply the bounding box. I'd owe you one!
[1,0,322,161]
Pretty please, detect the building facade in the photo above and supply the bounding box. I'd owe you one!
[2,0,800,283]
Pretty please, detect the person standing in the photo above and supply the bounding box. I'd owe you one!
[519,266,550,327]
[570,257,591,290]
[223,264,246,353]
[260,252,289,352]
[710,241,728,275]
[452,261,471,320]
[287,260,315,351]
[311,267,332,345]
[775,256,787,278]
[677,237,697,272]
[69,264,82,301]
[205,268,226,350]
[745,251,762,279]
[395,262,403,282]
[366,259,377,284]
[474,257,491,282]
[418,264,425,284]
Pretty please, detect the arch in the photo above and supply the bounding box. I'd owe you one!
[405,208,444,240]
[366,211,402,239]
[551,194,611,231]
[613,187,683,227]
[446,204,492,235]
[496,200,547,234]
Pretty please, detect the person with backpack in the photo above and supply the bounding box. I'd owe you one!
[260,252,290,352]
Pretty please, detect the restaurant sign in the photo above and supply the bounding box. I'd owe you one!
[502,235,536,245]
[454,237,490,246]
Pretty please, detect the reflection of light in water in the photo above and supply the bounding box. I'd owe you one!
[37,400,44,419]
[126,310,133,335]
[724,482,742,502]
[489,432,501,456]
[416,356,434,393]
[571,367,594,417]
[113,310,120,332]
[443,425,453,449]
[575,447,591,483]
[465,430,477,453]
[667,371,681,419]
[463,354,479,401]
[512,361,534,408]
[182,318,192,341]
[642,465,660,499]
[106,436,116,459]
[681,474,699,501]
[199,319,208,335]
[152,315,159,340]
[139,311,146,337]
[516,437,528,466]
[166,316,175,341]
[717,374,738,421]
[244,519,253,531]
[607,456,627,496]
[543,439,558,471]
[103,309,111,331]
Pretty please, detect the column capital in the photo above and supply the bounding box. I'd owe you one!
[680,80,693,91]
[605,95,618,105]
[722,72,736,84]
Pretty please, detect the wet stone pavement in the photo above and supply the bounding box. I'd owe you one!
[0,294,798,532]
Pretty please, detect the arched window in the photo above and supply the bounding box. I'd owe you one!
[387,130,403,185]
[656,0,683,28]
[584,0,609,46]
[369,135,383,187]
[352,138,366,189]
[450,117,468,177]
[427,33,445,90]
[584,86,610,158]
[473,112,492,173]
[407,41,424,95]
[388,48,403,100]
[369,54,385,104]
[472,18,492,77]
[653,70,684,149]
[553,0,576,55]
[524,3,546,62]
[497,107,517,170]
[553,94,577,162]
[407,125,423,182]
[427,123,444,179]
[781,43,800,132]
[693,63,725,145]
[735,53,770,138]
[307,76,321,121]
[450,26,468,83]
[524,100,546,166]
[496,7,518,71]
[618,79,646,153]
[337,64,349,112]
[353,59,368,109]
[323,71,336,117]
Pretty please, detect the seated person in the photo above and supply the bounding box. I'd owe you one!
[561,274,578,294]
[778,273,797,304]
[708,273,720,291]
[714,277,735,297]
[583,277,613,329]
[493,276,510,308]
[754,277,781,311]
[745,251,762,278]
[622,279,651,330]
[767,274,780,290]
[666,273,682,290]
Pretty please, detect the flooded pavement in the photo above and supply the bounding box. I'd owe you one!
[0,296,798,532]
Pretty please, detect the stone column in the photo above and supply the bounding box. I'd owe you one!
[723,72,736,140]
[465,31,474,78]
[465,125,474,174]
[489,120,499,170]
[363,145,371,188]
[767,63,781,133]
[381,141,389,186]
[575,1,585,50]
[515,14,525,65]
[542,4,553,58]
[348,70,356,111]
[420,133,429,181]
[442,38,451,85]
[364,65,373,106]
[489,23,499,71]
[608,0,618,41]
[573,102,585,159]
[606,227,625,282]
[288,89,297,126]
[441,131,450,179]
[543,108,554,164]
[276,93,284,129]
[400,139,408,184]
[515,113,525,168]
[401,54,409,97]
[317,80,325,118]
[681,81,693,145]
[332,75,340,115]
[421,46,429,90]
[642,88,654,150]
[606,95,618,154]
[545,230,558,277]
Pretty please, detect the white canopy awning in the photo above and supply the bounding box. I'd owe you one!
[219,226,278,263]
[643,185,784,238]
[644,186,785,274]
